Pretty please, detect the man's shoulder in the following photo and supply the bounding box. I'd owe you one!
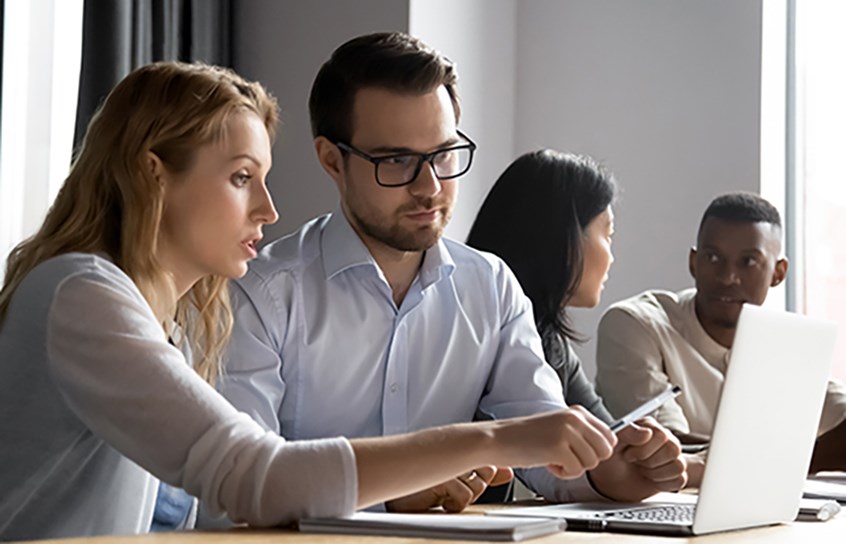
[441,238,513,283]
[246,215,330,283]
[443,238,500,268]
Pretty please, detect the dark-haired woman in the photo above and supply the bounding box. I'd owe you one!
[468,150,701,497]
[467,149,616,424]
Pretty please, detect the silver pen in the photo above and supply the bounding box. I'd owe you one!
[609,385,682,433]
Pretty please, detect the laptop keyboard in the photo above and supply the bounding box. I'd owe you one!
[605,504,695,523]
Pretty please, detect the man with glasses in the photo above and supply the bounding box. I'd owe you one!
[218,32,686,515]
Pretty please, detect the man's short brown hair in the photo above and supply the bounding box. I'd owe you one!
[308,32,461,143]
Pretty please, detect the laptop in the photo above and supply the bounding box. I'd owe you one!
[493,304,837,536]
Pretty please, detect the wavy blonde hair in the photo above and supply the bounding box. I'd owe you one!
[0,61,279,384]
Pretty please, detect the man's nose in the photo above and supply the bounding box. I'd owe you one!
[716,265,740,285]
[407,160,442,198]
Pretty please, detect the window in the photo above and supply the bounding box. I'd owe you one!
[790,0,846,381]
[0,0,83,281]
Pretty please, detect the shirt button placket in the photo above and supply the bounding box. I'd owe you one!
[382,318,409,436]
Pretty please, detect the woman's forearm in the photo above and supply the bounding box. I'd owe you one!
[351,408,616,508]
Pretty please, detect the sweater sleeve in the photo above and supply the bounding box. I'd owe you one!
[45,270,357,526]
[595,306,691,434]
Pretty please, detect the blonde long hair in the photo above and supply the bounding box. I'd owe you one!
[0,61,279,384]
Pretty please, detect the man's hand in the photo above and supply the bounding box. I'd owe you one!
[588,417,687,502]
[385,466,514,513]
[683,451,706,488]
[496,405,616,478]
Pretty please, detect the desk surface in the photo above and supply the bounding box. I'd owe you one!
[16,509,846,544]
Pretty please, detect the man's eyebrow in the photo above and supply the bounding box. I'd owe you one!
[367,136,462,155]
[698,243,722,252]
[700,243,767,255]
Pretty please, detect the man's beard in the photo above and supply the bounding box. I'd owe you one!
[350,197,451,252]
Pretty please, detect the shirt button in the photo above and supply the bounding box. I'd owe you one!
[390,383,398,393]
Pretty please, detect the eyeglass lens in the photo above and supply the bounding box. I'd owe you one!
[378,147,473,186]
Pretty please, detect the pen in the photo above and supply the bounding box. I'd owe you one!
[609,385,683,433]
[796,500,841,522]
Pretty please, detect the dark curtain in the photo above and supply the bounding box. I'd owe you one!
[73,0,231,149]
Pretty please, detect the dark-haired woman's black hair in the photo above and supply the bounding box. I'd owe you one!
[466,150,616,342]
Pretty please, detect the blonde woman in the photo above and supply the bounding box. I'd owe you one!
[0,62,618,541]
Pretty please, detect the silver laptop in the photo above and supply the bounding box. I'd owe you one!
[494,304,837,536]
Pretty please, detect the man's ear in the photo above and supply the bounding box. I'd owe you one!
[314,136,346,191]
[771,257,789,287]
[688,247,698,280]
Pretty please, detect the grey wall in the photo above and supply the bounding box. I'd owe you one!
[233,0,409,241]
[514,0,763,378]
[234,0,765,378]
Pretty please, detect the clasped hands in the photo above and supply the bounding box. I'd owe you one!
[387,406,687,513]
[385,465,514,513]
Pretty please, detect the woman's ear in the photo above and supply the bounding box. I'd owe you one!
[147,152,166,185]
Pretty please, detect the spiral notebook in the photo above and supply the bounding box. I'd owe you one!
[298,511,564,541]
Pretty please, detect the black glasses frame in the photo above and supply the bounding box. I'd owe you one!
[333,130,477,187]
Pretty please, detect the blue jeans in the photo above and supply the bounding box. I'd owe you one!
[151,482,194,531]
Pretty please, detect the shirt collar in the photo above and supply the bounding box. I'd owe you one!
[418,236,456,290]
[321,208,378,280]
[321,207,455,286]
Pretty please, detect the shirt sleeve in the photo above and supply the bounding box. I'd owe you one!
[595,306,691,434]
[554,346,614,425]
[472,259,604,502]
[476,261,566,420]
[46,271,357,526]
[216,277,289,433]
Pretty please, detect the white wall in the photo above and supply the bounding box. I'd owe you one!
[232,0,409,241]
[410,0,517,240]
[234,0,766,378]
[514,0,763,378]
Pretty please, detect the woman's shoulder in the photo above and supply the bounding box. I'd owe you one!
[14,253,137,309]
[26,252,128,286]
[2,254,142,347]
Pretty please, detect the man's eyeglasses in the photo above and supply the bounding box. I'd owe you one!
[333,130,477,187]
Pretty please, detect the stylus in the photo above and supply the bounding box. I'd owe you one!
[609,385,682,433]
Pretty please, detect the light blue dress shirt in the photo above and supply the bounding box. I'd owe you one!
[221,211,598,502]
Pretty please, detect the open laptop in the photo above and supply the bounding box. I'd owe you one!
[493,304,837,536]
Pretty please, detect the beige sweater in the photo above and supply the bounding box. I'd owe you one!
[595,288,846,437]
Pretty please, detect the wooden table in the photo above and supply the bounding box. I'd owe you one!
[14,507,846,544]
